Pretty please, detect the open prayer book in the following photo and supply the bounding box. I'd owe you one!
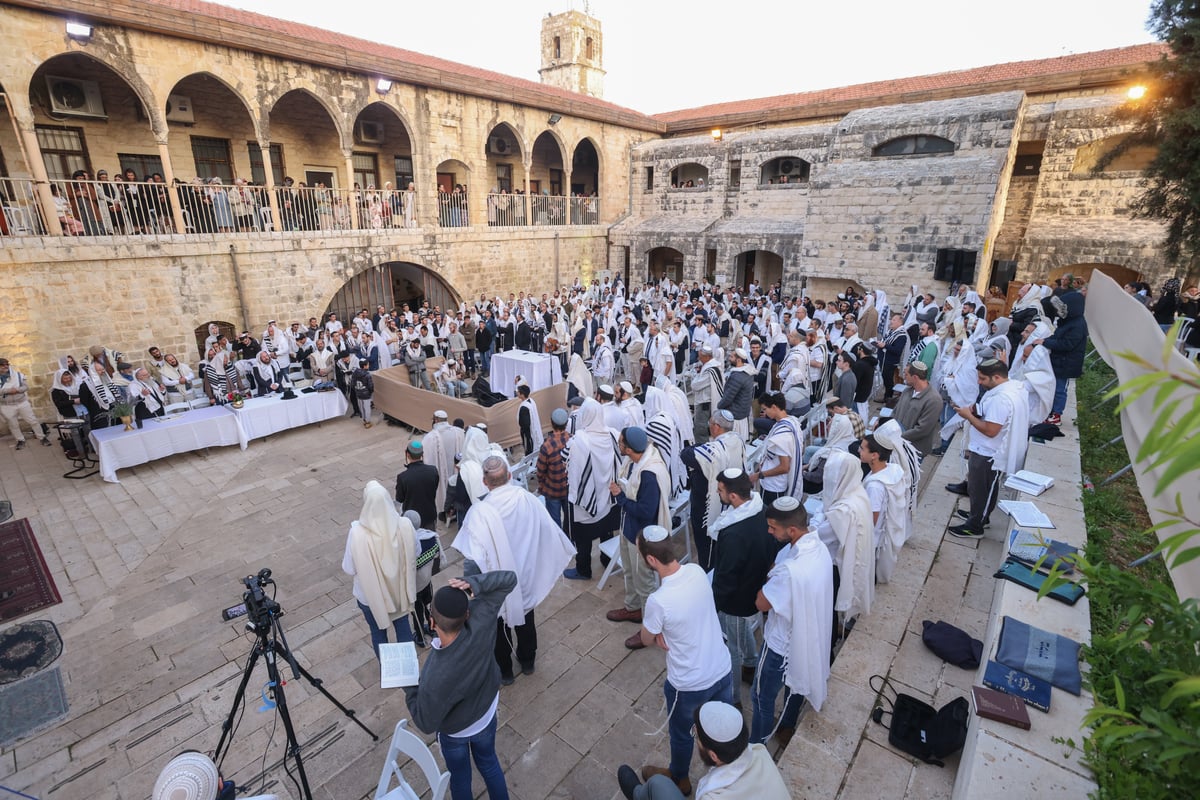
[1003,470,1055,496]
[380,642,420,688]
[996,500,1055,529]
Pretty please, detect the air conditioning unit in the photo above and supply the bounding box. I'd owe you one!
[165,94,195,124]
[356,120,384,144]
[488,136,514,156]
[779,158,804,175]
[46,76,106,119]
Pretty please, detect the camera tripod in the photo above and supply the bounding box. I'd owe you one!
[213,573,377,800]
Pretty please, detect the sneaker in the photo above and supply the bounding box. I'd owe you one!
[1044,413,1062,426]
[562,568,591,581]
[363,421,373,429]
[15,440,26,450]
[947,523,984,539]
[40,437,52,447]
[954,509,990,526]
[617,765,642,800]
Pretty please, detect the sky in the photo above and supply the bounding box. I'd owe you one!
[216,0,1158,114]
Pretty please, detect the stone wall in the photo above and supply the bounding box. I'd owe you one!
[1,228,606,417]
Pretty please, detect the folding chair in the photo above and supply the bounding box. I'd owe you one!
[375,719,450,800]
[164,401,191,416]
[596,536,624,590]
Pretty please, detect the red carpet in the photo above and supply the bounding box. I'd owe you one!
[0,519,61,623]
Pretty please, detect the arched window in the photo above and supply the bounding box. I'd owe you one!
[669,163,709,189]
[760,156,810,185]
[872,135,955,157]
[554,36,561,60]
[586,37,594,60]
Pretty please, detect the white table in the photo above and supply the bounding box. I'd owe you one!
[230,390,348,440]
[89,405,247,482]
[489,351,563,398]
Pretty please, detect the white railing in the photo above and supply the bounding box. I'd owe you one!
[486,192,526,226]
[0,178,422,239]
[484,193,599,227]
[438,191,470,227]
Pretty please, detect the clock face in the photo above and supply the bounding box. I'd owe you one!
[51,80,87,109]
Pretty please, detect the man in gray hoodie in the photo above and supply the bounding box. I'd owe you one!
[404,563,516,800]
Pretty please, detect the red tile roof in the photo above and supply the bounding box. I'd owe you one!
[654,43,1167,127]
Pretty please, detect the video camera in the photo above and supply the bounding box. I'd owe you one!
[221,567,282,630]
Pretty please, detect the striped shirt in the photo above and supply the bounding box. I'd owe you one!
[536,429,571,499]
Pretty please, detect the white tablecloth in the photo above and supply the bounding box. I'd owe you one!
[231,390,349,440]
[490,351,563,398]
[90,405,247,482]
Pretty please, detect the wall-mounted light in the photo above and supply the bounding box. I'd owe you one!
[548,113,563,125]
[711,129,723,141]
[375,78,393,94]
[1127,84,1147,101]
[66,21,93,41]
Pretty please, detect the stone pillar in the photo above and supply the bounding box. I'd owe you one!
[523,168,532,226]
[344,152,361,229]
[156,140,187,234]
[260,140,281,231]
[14,123,63,236]
[564,166,573,223]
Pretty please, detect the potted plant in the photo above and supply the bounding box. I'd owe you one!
[226,390,246,409]
[111,401,134,430]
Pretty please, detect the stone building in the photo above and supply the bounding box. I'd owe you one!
[0,0,1169,416]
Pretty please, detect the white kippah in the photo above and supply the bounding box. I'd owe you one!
[702,345,714,354]
[475,422,488,430]
[434,410,448,419]
[718,409,734,422]
[722,467,744,479]
[773,496,801,511]
[619,380,634,394]
[698,701,743,743]
[643,524,669,542]
[734,348,750,360]
[599,384,614,394]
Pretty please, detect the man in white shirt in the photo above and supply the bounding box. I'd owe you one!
[636,525,734,797]
[860,434,909,584]
[752,497,833,747]
[751,393,804,505]
[0,359,53,449]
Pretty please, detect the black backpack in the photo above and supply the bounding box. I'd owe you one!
[869,675,969,767]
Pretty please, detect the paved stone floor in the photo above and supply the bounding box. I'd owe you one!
[0,406,1015,800]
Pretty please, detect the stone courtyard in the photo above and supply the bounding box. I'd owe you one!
[0,397,1085,799]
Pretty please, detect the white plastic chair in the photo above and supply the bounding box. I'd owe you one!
[669,501,692,566]
[164,401,191,416]
[375,719,450,800]
[596,535,624,590]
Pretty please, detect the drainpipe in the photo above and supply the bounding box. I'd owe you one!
[228,244,251,332]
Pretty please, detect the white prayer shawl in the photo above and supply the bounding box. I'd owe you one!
[822,450,875,618]
[617,397,644,429]
[84,363,118,408]
[693,432,747,531]
[520,397,544,452]
[644,387,685,494]
[943,341,979,409]
[983,378,1031,474]
[764,416,806,500]
[452,483,575,625]
[127,377,165,414]
[349,482,417,628]
[423,422,465,511]
[872,420,920,547]
[1017,345,1055,422]
[864,463,908,584]
[565,399,621,524]
[823,412,858,453]
[708,491,764,541]
[591,338,614,382]
[656,376,695,446]
[567,353,594,400]
[159,361,194,389]
[769,534,834,713]
[51,369,79,398]
[459,427,504,503]
[693,359,725,408]
[779,344,808,393]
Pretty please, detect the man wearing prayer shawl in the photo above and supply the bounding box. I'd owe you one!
[591,332,615,384]
[871,421,920,555]
[752,393,805,505]
[517,383,543,456]
[1009,321,1055,422]
[564,398,621,580]
[423,410,464,517]
[567,353,594,402]
[250,350,286,396]
[681,412,746,570]
[342,480,417,657]
[860,434,909,584]
[607,426,671,649]
[815,450,874,624]
[655,376,694,447]
[127,367,167,423]
[751,497,833,747]
[643,386,686,497]
[690,347,725,444]
[452,456,574,681]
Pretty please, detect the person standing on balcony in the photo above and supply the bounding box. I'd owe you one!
[208,177,234,233]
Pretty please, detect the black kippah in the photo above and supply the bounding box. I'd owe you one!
[433,586,469,618]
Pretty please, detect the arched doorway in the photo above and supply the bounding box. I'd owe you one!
[325,262,460,322]
[733,250,783,293]
[571,138,600,223]
[530,130,566,225]
[648,247,684,283]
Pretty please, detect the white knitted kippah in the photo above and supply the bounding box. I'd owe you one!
[698,701,743,743]
[643,524,669,542]
[773,496,801,511]
[722,467,744,479]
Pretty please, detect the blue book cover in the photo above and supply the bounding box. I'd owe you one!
[982,660,1051,713]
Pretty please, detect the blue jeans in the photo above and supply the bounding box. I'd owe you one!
[1051,377,1069,416]
[481,345,493,374]
[439,713,509,800]
[751,646,804,743]
[664,672,733,781]
[544,496,565,530]
[718,612,758,706]
[356,601,413,658]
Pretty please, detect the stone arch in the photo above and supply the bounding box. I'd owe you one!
[349,100,417,192]
[669,162,709,188]
[733,249,784,292]
[192,320,238,362]
[165,70,261,136]
[29,51,164,135]
[872,135,956,157]
[759,156,810,184]
[571,136,601,195]
[484,121,526,161]
[647,246,685,283]
[322,260,461,322]
[265,87,346,152]
[1071,134,1157,174]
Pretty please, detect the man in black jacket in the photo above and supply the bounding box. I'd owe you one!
[396,440,440,529]
[404,564,517,800]
[710,469,781,708]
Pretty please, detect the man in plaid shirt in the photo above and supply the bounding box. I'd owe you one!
[536,408,572,530]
